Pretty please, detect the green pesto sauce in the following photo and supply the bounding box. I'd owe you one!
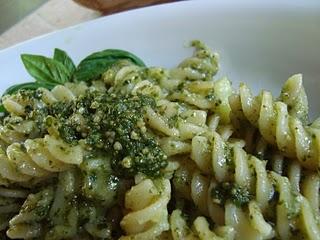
[24,90,168,178]
[211,182,251,207]
[20,187,54,220]
[224,144,234,167]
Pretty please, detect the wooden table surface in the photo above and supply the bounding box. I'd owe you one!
[0,0,101,50]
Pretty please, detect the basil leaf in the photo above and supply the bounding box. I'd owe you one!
[0,104,6,113]
[74,49,146,82]
[53,48,76,74]
[21,54,71,84]
[3,82,55,96]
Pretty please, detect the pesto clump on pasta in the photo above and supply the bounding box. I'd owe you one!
[0,41,319,240]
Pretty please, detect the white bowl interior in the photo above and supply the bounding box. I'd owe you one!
[0,0,319,118]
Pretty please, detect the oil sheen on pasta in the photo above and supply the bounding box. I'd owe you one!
[0,41,319,240]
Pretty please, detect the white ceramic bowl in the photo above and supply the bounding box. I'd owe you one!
[0,0,319,117]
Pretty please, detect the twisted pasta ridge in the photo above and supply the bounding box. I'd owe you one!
[268,153,320,222]
[174,130,320,239]
[173,157,274,239]
[169,209,235,240]
[0,120,36,146]
[7,167,122,240]
[217,140,320,239]
[104,40,220,96]
[48,164,124,240]
[120,178,171,240]
[270,171,320,240]
[173,164,276,240]
[225,200,277,240]
[0,134,83,183]
[168,41,231,123]
[102,42,232,125]
[147,102,213,141]
[278,74,309,123]
[170,40,219,81]
[0,83,89,146]
[0,187,28,235]
[237,76,308,157]
[244,134,320,219]
[103,60,167,99]
[229,74,319,169]
[38,83,87,105]
[44,170,81,240]
[168,77,233,124]
[7,170,80,240]
[173,160,225,225]
[100,44,232,136]
[2,83,88,116]
[231,108,320,221]
[6,187,54,239]
[148,101,233,159]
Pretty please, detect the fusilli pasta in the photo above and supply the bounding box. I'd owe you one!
[120,178,171,239]
[0,135,83,183]
[229,74,320,169]
[0,41,319,240]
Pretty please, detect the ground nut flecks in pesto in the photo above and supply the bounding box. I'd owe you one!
[13,88,168,178]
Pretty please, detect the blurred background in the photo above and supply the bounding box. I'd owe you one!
[0,0,48,34]
[0,0,175,50]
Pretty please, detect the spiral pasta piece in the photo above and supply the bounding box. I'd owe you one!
[174,129,320,239]
[103,41,231,124]
[242,76,309,156]
[44,82,89,104]
[117,66,165,98]
[268,153,320,220]
[175,143,273,222]
[170,40,219,81]
[235,124,320,221]
[0,187,28,236]
[0,134,83,183]
[0,82,89,148]
[270,171,320,240]
[2,83,88,117]
[6,163,123,240]
[44,170,80,240]
[9,170,78,239]
[229,74,319,169]
[103,59,169,100]
[0,120,36,146]
[170,42,222,105]
[120,178,171,240]
[2,92,34,116]
[156,106,234,161]
[7,187,54,239]
[173,160,220,226]
[169,209,235,240]
[278,74,308,123]
[229,131,320,226]
[224,201,275,240]
[168,77,233,124]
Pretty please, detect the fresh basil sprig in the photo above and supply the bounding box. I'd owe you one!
[5,48,76,97]
[0,104,6,113]
[0,48,145,112]
[21,54,72,85]
[53,48,76,74]
[73,49,146,82]
[0,48,76,113]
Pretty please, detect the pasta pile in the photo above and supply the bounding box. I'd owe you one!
[0,41,319,240]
